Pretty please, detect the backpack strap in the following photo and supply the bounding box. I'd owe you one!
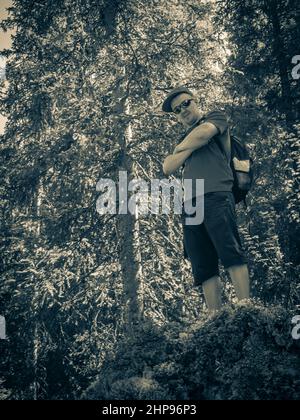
[215,127,232,164]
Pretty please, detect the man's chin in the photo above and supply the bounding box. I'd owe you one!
[183,115,197,126]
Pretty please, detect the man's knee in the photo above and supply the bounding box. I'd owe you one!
[193,268,220,287]
[224,258,248,271]
[226,263,249,274]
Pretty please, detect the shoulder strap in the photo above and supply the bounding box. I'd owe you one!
[216,128,232,163]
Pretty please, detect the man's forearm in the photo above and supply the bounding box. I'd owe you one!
[163,149,193,176]
[174,122,218,153]
[175,132,210,153]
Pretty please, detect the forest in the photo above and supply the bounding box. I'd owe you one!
[0,0,300,400]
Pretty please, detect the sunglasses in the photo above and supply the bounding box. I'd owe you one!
[172,99,193,115]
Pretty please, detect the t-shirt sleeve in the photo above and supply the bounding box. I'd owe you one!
[203,110,228,136]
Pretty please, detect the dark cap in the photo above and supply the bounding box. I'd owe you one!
[162,86,194,112]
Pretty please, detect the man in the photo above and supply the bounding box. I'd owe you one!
[162,86,250,312]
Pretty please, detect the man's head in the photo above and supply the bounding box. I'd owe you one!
[162,86,201,127]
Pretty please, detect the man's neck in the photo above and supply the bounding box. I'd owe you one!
[184,113,203,130]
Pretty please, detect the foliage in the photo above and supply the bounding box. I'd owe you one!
[83,303,300,401]
[0,0,299,400]
[215,0,300,126]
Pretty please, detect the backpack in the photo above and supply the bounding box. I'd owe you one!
[218,134,254,206]
[182,116,254,206]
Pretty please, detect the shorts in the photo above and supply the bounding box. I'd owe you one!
[181,191,248,286]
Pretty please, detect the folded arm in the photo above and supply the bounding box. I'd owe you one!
[173,122,219,154]
[162,116,224,176]
[163,149,194,176]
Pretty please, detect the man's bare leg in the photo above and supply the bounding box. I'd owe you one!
[227,264,250,301]
[202,275,223,312]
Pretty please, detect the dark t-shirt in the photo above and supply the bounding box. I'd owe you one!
[181,110,234,202]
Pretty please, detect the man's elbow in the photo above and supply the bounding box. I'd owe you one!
[163,163,171,177]
[163,158,172,176]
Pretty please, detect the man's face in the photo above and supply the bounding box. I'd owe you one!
[170,93,201,127]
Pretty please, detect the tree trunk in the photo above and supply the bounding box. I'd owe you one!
[267,0,295,126]
[31,177,43,400]
[114,84,144,333]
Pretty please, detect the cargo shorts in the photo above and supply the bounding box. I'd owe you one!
[181,191,248,286]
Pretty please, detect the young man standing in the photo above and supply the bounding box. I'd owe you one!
[162,86,250,312]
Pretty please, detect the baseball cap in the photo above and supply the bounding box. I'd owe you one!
[162,86,194,113]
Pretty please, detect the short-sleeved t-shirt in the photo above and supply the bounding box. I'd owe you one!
[181,110,234,202]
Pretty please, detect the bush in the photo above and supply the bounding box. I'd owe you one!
[83,303,300,401]
[0,379,11,400]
